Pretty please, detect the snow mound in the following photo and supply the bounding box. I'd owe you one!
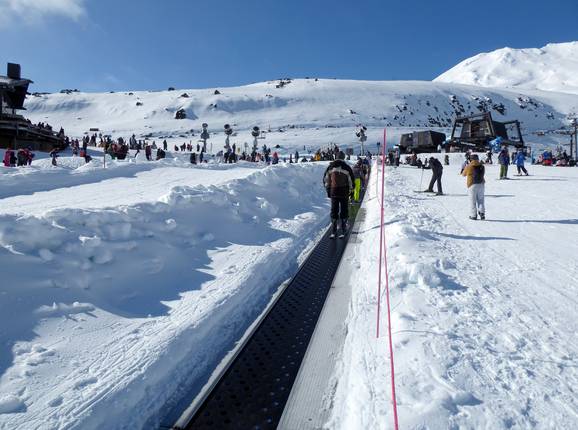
[0,395,26,414]
[0,162,330,429]
[434,41,578,95]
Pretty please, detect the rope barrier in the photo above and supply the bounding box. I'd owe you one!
[377,128,400,430]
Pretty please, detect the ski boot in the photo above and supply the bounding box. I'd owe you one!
[329,219,337,239]
[479,212,485,220]
[339,219,348,238]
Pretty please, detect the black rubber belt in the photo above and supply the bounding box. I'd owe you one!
[181,194,365,430]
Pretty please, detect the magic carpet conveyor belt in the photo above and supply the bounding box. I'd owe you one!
[172,191,366,430]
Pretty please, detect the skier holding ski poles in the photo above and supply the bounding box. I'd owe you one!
[323,151,356,239]
[422,156,444,195]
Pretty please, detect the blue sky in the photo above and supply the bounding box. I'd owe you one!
[0,0,577,92]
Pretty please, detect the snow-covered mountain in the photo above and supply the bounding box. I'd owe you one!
[434,42,578,95]
[26,78,578,147]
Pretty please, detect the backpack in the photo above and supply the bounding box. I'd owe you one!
[472,164,484,184]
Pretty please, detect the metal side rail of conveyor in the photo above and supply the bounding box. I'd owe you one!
[170,190,366,430]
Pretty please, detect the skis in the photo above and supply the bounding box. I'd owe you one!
[413,190,444,196]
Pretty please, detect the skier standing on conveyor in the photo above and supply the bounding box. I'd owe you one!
[352,158,364,203]
[422,156,444,195]
[323,151,355,239]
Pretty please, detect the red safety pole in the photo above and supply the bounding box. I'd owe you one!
[377,129,386,338]
[377,128,400,429]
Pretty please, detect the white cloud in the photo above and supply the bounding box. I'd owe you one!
[0,0,86,26]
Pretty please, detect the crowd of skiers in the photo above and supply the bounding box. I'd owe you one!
[536,149,572,166]
[2,146,35,167]
[494,148,529,179]
[402,146,536,221]
[2,135,373,170]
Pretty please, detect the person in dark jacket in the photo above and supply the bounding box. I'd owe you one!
[423,156,443,195]
[16,148,28,166]
[49,148,59,166]
[323,151,355,238]
[498,148,510,179]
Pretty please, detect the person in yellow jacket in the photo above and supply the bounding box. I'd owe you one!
[352,159,364,202]
[461,154,485,220]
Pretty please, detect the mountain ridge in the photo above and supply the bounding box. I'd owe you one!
[434,41,578,95]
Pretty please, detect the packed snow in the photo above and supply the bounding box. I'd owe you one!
[328,155,578,429]
[435,41,578,96]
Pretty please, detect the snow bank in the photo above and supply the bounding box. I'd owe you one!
[0,153,267,216]
[0,162,330,429]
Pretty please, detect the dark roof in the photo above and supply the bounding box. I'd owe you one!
[0,75,33,89]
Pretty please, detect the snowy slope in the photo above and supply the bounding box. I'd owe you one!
[25,78,578,149]
[328,158,578,429]
[435,42,578,95]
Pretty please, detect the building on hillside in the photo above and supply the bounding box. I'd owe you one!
[0,63,67,151]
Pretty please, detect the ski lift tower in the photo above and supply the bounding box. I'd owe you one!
[560,117,577,161]
[200,123,210,153]
[224,124,233,150]
[251,126,260,150]
[356,125,367,155]
[545,117,578,162]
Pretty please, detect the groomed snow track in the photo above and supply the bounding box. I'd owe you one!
[170,192,366,430]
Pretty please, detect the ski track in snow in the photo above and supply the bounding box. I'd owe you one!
[328,159,578,429]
